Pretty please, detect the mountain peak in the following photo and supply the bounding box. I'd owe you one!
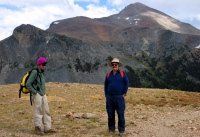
[119,2,169,17]
[119,2,155,15]
[47,3,200,42]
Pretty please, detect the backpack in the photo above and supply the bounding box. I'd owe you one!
[106,70,124,79]
[19,68,38,105]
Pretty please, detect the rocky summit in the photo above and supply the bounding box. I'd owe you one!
[47,2,200,42]
[1,2,200,92]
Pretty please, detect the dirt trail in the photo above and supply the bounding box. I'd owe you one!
[125,106,200,137]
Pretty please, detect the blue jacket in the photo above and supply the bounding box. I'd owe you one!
[104,70,129,96]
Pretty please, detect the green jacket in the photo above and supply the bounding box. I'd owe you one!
[26,68,46,96]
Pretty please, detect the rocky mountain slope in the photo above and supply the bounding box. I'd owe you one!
[1,2,200,92]
[47,3,200,42]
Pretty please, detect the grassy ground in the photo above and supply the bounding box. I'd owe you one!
[0,82,200,137]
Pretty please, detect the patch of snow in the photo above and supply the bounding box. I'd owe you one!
[117,17,120,19]
[46,40,49,44]
[126,17,130,20]
[134,19,140,21]
[53,21,59,25]
[195,45,200,49]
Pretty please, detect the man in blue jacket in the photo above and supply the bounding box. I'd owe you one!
[104,58,129,136]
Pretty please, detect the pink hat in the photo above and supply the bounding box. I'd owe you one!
[37,57,47,65]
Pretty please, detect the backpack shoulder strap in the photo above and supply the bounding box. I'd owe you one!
[106,70,124,79]
[29,68,40,106]
[119,70,124,78]
[32,68,39,74]
[106,71,111,79]
[29,68,39,106]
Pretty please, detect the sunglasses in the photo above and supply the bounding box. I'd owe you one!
[41,63,47,66]
[112,63,118,66]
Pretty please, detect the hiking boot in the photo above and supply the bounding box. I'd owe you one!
[44,129,56,134]
[119,132,124,136]
[35,126,44,136]
[107,130,115,133]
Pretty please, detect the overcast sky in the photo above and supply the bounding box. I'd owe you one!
[0,0,200,41]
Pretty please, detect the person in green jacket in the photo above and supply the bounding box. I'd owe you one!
[26,57,56,135]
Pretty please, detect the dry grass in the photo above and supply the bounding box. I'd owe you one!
[126,88,200,108]
[0,83,200,137]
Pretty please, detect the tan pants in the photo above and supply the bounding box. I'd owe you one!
[32,93,52,131]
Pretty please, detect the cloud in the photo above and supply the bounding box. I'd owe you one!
[74,0,99,2]
[0,1,81,40]
[0,5,66,37]
[0,0,118,40]
[84,4,117,18]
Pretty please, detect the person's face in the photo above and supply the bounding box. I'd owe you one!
[38,63,46,70]
[112,63,119,71]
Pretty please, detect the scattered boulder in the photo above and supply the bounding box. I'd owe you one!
[82,113,99,119]
[66,112,99,120]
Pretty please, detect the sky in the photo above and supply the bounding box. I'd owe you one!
[0,0,200,41]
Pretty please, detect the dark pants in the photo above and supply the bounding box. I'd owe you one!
[106,95,126,133]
